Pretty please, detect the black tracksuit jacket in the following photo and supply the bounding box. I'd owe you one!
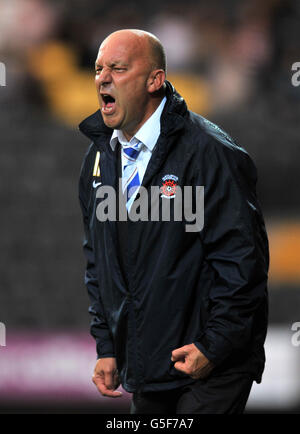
[78,81,269,393]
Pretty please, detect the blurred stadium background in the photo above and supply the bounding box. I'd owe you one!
[0,0,300,414]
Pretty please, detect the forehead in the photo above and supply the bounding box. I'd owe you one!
[96,35,147,64]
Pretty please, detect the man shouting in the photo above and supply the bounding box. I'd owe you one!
[78,29,269,414]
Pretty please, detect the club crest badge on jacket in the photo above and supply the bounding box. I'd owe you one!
[160,174,178,199]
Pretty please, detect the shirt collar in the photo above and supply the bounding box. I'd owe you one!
[110,96,167,151]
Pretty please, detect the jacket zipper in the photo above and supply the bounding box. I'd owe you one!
[127,217,143,391]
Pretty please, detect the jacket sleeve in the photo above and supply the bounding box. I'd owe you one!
[79,149,115,359]
[194,139,269,367]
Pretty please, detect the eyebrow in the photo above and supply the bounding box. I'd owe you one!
[95,61,129,68]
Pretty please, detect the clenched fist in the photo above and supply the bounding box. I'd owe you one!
[171,343,214,379]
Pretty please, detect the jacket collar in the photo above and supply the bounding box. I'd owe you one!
[78,81,187,149]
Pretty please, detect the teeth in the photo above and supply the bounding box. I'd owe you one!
[102,106,113,113]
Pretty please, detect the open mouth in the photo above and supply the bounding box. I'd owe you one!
[101,94,116,114]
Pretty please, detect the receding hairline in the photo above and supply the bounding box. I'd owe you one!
[100,29,167,73]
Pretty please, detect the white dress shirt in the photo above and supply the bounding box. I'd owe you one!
[110,96,167,210]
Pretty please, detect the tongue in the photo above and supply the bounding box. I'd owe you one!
[102,101,116,114]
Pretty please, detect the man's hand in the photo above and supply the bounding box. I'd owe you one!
[171,343,215,380]
[92,357,123,398]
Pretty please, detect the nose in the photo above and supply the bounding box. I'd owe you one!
[96,67,112,86]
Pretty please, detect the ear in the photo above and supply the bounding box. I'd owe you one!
[147,69,166,94]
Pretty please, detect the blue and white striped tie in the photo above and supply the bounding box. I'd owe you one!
[122,142,143,211]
